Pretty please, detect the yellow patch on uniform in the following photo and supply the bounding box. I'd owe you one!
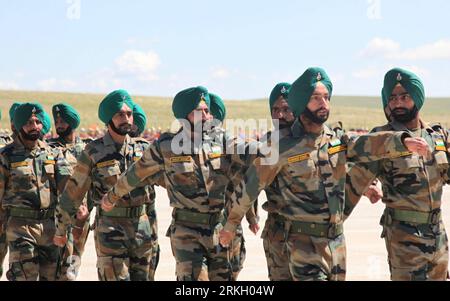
[390,151,412,159]
[10,161,30,168]
[44,160,55,165]
[288,153,310,164]
[208,153,223,159]
[170,156,192,164]
[96,160,118,168]
[328,145,347,156]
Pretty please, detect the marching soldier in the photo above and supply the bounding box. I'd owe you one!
[219,67,429,281]
[53,90,159,281]
[0,103,71,281]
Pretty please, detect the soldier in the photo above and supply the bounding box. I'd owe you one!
[126,102,161,281]
[0,103,23,278]
[0,103,71,281]
[219,67,429,281]
[53,90,159,281]
[100,86,248,281]
[260,83,295,281]
[46,103,92,281]
[208,92,260,280]
[347,68,450,281]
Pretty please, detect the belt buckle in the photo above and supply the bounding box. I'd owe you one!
[430,210,440,224]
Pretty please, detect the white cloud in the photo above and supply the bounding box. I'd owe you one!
[395,39,450,60]
[115,50,160,81]
[0,80,20,90]
[359,37,401,58]
[360,37,450,60]
[37,78,77,91]
[211,67,230,79]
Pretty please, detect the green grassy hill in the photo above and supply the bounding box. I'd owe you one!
[1,90,450,131]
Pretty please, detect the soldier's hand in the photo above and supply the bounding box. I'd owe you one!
[53,235,67,247]
[76,204,89,221]
[404,137,430,157]
[364,184,383,204]
[249,223,260,235]
[101,194,115,212]
[219,229,235,247]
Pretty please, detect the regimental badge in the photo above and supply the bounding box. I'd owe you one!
[281,86,287,94]
[317,72,322,81]
[397,73,403,81]
[32,107,36,113]
[199,93,207,107]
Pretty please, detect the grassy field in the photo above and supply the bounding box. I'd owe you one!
[1,90,450,132]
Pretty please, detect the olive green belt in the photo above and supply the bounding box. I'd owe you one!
[385,208,441,225]
[174,209,224,226]
[98,204,147,218]
[272,213,343,238]
[8,207,55,220]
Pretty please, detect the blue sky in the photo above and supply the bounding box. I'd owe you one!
[1,0,450,99]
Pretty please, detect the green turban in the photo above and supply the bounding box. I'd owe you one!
[209,93,226,122]
[9,102,22,122]
[133,103,147,134]
[98,89,135,124]
[13,103,50,134]
[382,68,425,110]
[288,67,333,117]
[52,103,81,129]
[172,86,210,119]
[269,82,291,113]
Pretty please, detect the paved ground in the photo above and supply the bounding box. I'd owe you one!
[2,186,450,281]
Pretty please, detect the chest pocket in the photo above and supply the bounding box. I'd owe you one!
[9,161,33,188]
[95,160,122,188]
[167,157,200,192]
[391,154,421,174]
[287,154,320,191]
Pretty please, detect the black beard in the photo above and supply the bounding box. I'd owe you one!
[56,126,73,138]
[129,125,141,138]
[20,128,40,141]
[109,121,131,136]
[391,106,419,123]
[303,107,329,125]
[278,119,294,130]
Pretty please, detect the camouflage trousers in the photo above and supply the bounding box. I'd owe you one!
[5,217,59,281]
[57,218,91,281]
[167,221,232,281]
[381,218,449,281]
[230,225,246,281]
[94,213,159,281]
[261,213,292,281]
[286,232,346,281]
[0,230,6,278]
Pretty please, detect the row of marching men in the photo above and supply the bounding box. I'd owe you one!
[1,66,448,281]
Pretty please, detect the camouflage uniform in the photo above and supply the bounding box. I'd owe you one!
[55,132,159,281]
[47,135,92,280]
[0,134,13,277]
[345,120,450,281]
[106,128,246,281]
[223,119,411,281]
[0,138,70,281]
[225,180,259,280]
[260,128,293,281]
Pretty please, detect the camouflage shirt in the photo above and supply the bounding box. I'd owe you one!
[223,119,410,232]
[0,135,13,149]
[0,137,71,210]
[106,128,246,214]
[55,132,157,236]
[345,120,450,215]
